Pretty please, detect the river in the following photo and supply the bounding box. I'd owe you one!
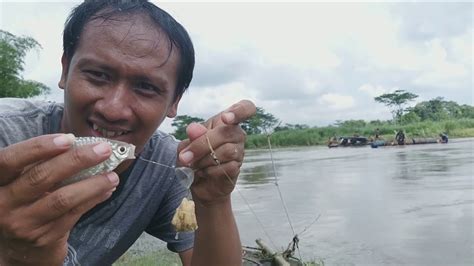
[127,138,473,265]
[235,137,473,265]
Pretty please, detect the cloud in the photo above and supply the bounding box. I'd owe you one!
[178,81,258,119]
[1,1,471,133]
[318,93,355,111]
[391,2,472,41]
[358,84,389,98]
[191,44,255,87]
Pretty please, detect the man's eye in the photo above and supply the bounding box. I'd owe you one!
[85,70,109,81]
[136,82,161,94]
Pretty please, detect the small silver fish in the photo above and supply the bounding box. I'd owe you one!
[61,137,136,186]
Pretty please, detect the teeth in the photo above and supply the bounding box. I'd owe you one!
[106,131,115,138]
[93,123,126,137]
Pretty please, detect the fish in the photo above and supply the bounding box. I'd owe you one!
[61,137,136,186]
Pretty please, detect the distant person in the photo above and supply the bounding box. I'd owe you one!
[328,136,338,147]
[440,133,449,143]
[374,128,380,139]
[395,130,405,145]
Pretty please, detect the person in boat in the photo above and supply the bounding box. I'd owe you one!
[0,1,255,265]
[374,128,380,139]
[395,130,406,145]
[328,135,338,147]
[440,133,449,143]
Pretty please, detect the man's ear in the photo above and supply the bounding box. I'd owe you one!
[167,94,182,118]
[58,53,69,90]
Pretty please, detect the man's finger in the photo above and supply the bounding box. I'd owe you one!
[8,142,113,205]
[0,134,75,185]
[29,172,119,225]
[186,122,208,141]
[221,100,256,125]
[178,125,244,167]
[33,188,114,246]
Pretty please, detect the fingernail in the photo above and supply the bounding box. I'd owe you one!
[93,142,111,156]
[106,172,119,184]
[104,191,113,199]
[180,151,194,164]
[53,134,75,147]
[223,112,235,123]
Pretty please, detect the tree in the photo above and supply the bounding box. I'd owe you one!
[0,30,49,98]
[241,107,279,135]
[171,115,204,140]
[405,97,474,121]
[274,123,309,132]
[374,90,418,123]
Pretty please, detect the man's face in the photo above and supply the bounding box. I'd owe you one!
[59,14,181,171]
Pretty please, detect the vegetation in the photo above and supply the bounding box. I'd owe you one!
[240,107,279,135]
[245,118,474,149]
[171,115,204,140]
[374,89,418,123]
[0,30,49,98]
[171,107,280,139]
[169,96,474,149]
[114,248,180,266]
[114,248,324,266]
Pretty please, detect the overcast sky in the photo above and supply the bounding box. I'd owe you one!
[1,1,472,133]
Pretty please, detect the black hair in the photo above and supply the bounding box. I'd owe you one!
[63,0,194,99]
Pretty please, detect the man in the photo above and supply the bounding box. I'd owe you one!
[439,133,448,143]
[374,128,380,139]
[0,1,256,265]
[395,130,405,145]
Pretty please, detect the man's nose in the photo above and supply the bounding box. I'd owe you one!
[95,84,133,122]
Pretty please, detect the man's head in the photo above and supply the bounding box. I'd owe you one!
[62,0,194,100]
[58,0,195,172]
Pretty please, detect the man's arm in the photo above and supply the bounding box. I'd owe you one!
[179,248,193,266]
[177,100,256,266]
[192,196,242,265]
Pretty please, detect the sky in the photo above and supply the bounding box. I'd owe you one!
[0,1,472,133]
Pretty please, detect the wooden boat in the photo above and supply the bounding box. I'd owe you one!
[328,136,369,148]
[371,137,446,148]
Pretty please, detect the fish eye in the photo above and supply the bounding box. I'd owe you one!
[118,146,127,154]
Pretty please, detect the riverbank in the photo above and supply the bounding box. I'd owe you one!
[245,118,474,149]
[114,247,180,266]
[115,247,323,266]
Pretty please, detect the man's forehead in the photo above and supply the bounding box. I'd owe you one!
[84,13,165,40]
[80,13,175,59]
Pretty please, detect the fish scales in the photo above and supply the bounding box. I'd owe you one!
[61,137,136,186]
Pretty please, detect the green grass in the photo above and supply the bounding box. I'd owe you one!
[113,248,180,266]
[114,248,324,266]
[245,118,474,149]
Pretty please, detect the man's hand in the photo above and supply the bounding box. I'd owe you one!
[177,100,256,205]
[0,134,120,265]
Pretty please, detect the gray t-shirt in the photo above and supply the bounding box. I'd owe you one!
[0,98,194,265]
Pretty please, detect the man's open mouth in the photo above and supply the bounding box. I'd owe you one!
[92,123,129,138]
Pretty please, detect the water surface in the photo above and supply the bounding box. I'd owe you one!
[235,138,473,265]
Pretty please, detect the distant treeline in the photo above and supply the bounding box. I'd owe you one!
[245,118,474,149]
[245,97,474,149]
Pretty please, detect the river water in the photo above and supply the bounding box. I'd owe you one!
[235,137,473,265]
[127,138,473,265]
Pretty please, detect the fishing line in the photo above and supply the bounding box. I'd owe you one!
[136,157,176,169]
[266,133,302,261]
[136,147,279,250]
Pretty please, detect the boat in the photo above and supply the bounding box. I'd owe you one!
[328,136,369,148]
[371,137,446,148]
